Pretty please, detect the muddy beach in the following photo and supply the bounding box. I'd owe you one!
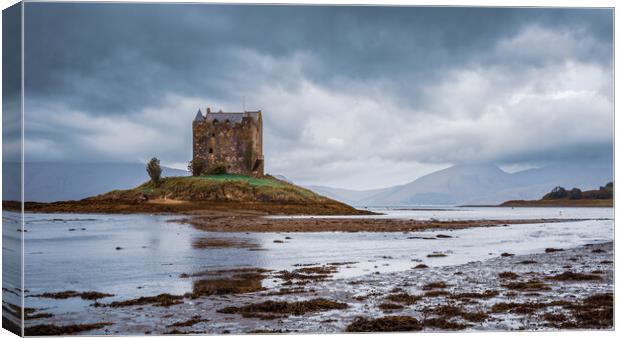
[20,242,613,334]
[179,215,587,233]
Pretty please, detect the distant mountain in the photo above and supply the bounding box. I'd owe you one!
[307,163,613,206]
[272,174,293,184]
[2,162,188,202]
[304,185,390,205]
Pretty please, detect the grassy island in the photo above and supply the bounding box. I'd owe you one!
[7,175,372,216]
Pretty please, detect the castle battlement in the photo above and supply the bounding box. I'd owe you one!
[192,107,264,177]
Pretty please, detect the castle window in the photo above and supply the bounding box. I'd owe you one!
[209,148,213,154]
[213,119,219,124]
[211,133,215,137]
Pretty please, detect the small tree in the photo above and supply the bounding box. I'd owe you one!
[568,188,582,200]
[188,160,205,177]
[207,164,227,175]
[146,157,162,185]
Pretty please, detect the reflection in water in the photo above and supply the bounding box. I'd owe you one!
[191,237,261,250]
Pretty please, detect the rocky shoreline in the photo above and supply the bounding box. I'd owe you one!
[20,241,613,334]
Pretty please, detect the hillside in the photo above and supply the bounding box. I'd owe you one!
[501,183,613,207]
[12,175,370,215]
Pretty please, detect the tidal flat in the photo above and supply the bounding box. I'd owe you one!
[18,242,614,334]
[3,207,614,334]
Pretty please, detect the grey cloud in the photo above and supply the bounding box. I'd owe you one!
[19,3,614,189]
[24,4,612,113]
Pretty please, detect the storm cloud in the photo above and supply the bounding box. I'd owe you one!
[20,3,613,189]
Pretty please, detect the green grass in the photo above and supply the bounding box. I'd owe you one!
[96,173,323,203]
[189,174,287,188]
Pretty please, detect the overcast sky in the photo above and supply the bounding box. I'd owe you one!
[16,3,613,189]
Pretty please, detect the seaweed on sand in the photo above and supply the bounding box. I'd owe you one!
[100,293,183,308]
[546,271,602,282]
[491,302,546,314]
[423,305,488,322]
[217,298,348,319]
[378,302,404,311]
[491,294,612,329]
[345,316,423,332]
[24,322,112,336]
[543,313,567,322]
[275,265,338,283]
[567,293,613,328]
[422,281,449,290]
[31,290,114,300]
[498,271,518,279]
[491,300,570,314]
[328,261,358,266]
[427,252,447,258]
[502,280,551,291]
[385,293,421,305]
[449,290,499,300]
[422,317,469,330]
[424,290,450,297]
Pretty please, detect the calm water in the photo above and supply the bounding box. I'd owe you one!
[270,206,612,220]
[3,207,613,315]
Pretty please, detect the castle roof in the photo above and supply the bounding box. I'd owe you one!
[193,109,205,122]
[205,110,261,123]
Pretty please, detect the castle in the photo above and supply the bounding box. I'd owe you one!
[192,107,264,177]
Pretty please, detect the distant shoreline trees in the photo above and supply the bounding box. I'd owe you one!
[542,182,613,200]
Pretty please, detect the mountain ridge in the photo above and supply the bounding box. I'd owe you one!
[307,163,612,206]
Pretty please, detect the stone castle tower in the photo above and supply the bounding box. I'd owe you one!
[192,107,264,177]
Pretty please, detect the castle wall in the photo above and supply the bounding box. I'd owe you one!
[192,112,263,177]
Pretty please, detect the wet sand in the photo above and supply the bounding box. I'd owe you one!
[180,216,586,233]
[21,242,613,334]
